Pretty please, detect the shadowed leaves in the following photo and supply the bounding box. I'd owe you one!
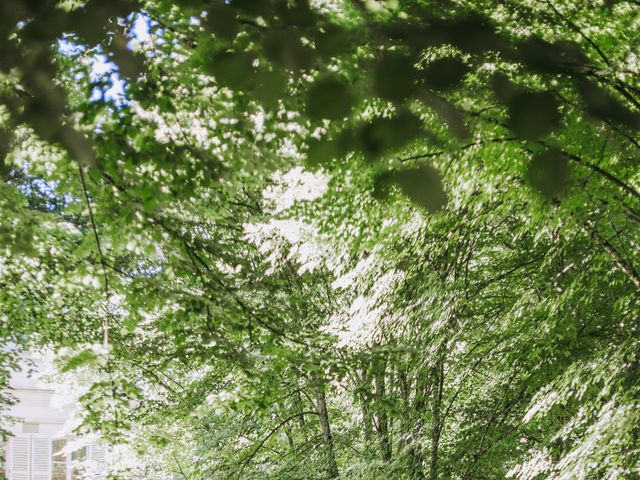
[374,164,446,212]
[205,4,239,40]
[232,0,273,17]
[110,30,145,81]
[206,51,255,88]
[373,52,418,102]
[421,93,469,140]
[440,15,507,54]
[306,138,342,167]
[314,26,352,58]
[576,80,640,129]
[0,129,10,177]
[357,110,422,161]
[421,57,469,91]
[306,130,353,167]
[305,76,355,121]
[253,70,288,108]
[493,75,561,140]
[526,149,569,199]
[276,0,315,27]
[263,30,313,71]
[515,38,588,74]
[507,91,561,140]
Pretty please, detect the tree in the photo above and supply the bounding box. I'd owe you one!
[0,0,638,479]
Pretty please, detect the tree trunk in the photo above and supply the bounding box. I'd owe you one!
[429,357,444,480]
[408,372,427,480]
[295,387,308,442]
[374,355,392,462]
[354,365,374,443]
[284,425,294,448]
[315,385,339,478]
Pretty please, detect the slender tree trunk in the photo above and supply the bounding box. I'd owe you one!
[429,357,445,480]
[363,402,374,443]
[315,385,339,478]
[374,355,392,462]
[408,372,428,480]
[284,425,294,448]
[354,365,374,443]
[397,365,410,457]
[295,388,308,442]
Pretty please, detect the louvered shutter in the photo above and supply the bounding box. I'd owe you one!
[89,443,107,463]
[30,435,52,480]
[89,442,108,478]
[8,435,30,480]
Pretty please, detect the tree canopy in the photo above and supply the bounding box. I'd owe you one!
[0,0,639,479]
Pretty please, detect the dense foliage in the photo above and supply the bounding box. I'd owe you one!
[1,0,639,478]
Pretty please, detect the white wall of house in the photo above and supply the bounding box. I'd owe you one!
[7,361,72,436]
[1,355,106,480]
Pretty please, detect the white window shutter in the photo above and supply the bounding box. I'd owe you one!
[89,443,107,463]
[30,435,52,480]
[8,435,30,480]
[89,442,108,479]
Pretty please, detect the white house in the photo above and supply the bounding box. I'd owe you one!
[1,355,107,480]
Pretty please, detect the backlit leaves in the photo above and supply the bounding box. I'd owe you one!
[1,3,639,479]
[61,349,99,372]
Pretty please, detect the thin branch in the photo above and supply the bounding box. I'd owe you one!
[398,137,520,163]
[585,224,640,289]
[544,0,611,67]
[78,164,110,346]
[233,411,319,479]
[172,452,191,480]
[549,145,640,202]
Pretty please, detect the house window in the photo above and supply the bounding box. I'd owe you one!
[5,435,104,480]
[70,446,87,480]
[51,439,67,480]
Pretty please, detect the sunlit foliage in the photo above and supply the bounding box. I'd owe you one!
[1,0,638,479]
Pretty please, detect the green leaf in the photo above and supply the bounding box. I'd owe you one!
[232,0,273,17]
[306,137,345,167]
[61,349,99,372]
[357,110,422,161]
[517,38,587,74]
[421,57,469,91]
[507,91,561,140]
[314,26,351,58]
[263,30,313,71]
[525,149,569,199]
[394,164,447,212]
[0,129,10,178]
[276,0,315,27]
[577,80,640,129]
[253,70,288,108]
[372,52,418,102]
[205,4,239,40]
[205,51,255,88]
[305,76,355,121]
[110,31,145,80]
